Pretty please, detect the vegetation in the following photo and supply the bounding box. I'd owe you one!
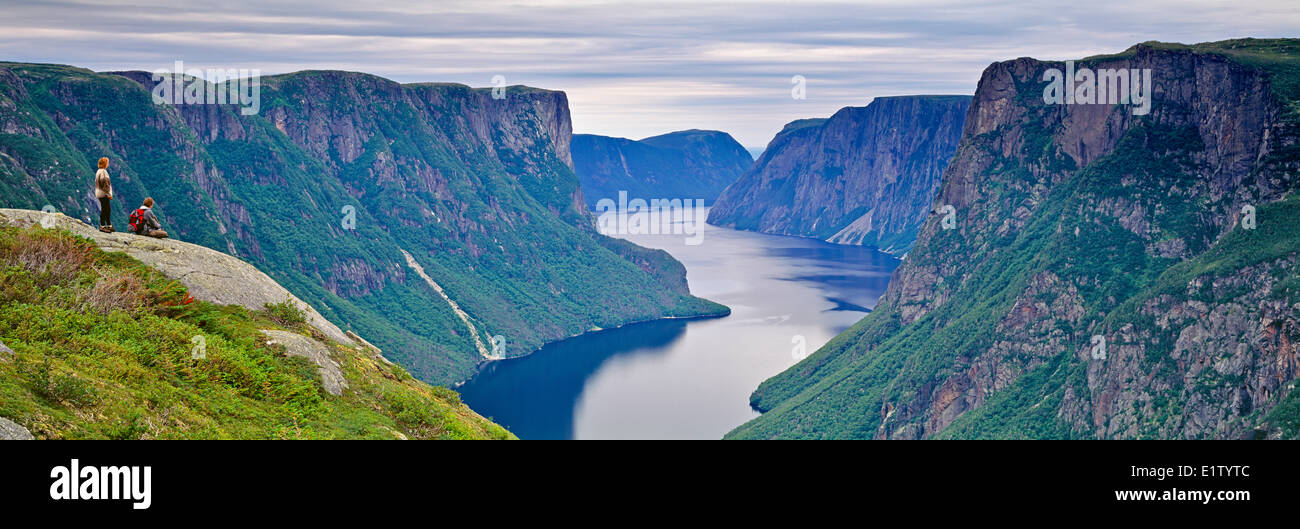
[730,39,1300,440]
[0,63,727,387]
[264,298,309,332]
[0,225,513,439]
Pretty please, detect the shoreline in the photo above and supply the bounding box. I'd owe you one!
[451,306,731,388]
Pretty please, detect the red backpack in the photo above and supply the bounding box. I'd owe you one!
[128,207,147,234]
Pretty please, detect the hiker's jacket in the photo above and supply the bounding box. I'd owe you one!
[138,206,161,231]
[94,168,113,199]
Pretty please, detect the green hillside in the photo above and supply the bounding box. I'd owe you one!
[0,224,512,439]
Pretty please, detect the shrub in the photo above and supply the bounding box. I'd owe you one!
[105,410,149,440]
[80,267,147,314]
[0,227,95,288]
[17,355,98,407]
[429,385,461,406]
[264,298,308,330]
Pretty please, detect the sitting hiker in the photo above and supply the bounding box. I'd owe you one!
[128,197,168,239]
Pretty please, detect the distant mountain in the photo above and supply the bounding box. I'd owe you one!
[708,95,971,255]
[572,129,753,207]
[730,39,1300,440]
[0,62,726,386]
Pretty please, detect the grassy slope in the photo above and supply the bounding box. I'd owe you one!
[0,225,512,439]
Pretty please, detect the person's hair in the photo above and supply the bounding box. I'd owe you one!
[143,197,154,207]
[97,157,109,169]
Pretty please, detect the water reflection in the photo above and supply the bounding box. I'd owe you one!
[459,219,900,439]
[457,318,695,440]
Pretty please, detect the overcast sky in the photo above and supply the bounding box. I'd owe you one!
[1,0,1296,148]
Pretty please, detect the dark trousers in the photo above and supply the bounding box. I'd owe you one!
[98,197,111,227]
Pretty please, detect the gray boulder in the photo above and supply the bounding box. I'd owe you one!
[260,329,348,396]
[0,417,33,440]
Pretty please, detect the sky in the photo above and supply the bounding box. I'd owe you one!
[1,0,1296,149]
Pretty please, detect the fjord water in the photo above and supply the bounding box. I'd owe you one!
[458,216,900,439]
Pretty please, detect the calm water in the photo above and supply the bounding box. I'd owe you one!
[458,218,900,439]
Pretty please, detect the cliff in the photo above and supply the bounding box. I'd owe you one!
[0,212,513,439]
[0,62,726,386]
[571,129,753,206]
[708,95,970,254]
[731,39,1300,439]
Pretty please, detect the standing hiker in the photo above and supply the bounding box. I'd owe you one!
[94,157,113,233]
[128,197,168,239]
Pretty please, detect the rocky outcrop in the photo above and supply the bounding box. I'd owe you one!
[0,416,32,440]
[0,208,353,345]
[1071,257,1300,439]
[733,39,1300,440]
[709,95,970,255]
[260,330,348,396]
[345,330,391,365]
[572,130,753,206]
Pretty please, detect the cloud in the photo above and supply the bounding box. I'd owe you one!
[2,0,1296,146]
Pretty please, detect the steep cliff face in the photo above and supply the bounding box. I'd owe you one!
[0,62,725,386]
[708,95,970,254]
[731,39,1300,439]
[571,129,752,207]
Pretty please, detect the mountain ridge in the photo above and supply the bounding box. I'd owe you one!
[708,94,971,255]
[571,129,752,207]
[730,39,1300,440]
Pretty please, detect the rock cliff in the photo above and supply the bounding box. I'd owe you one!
[708,95,970,254]
[731,39,1300,439]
